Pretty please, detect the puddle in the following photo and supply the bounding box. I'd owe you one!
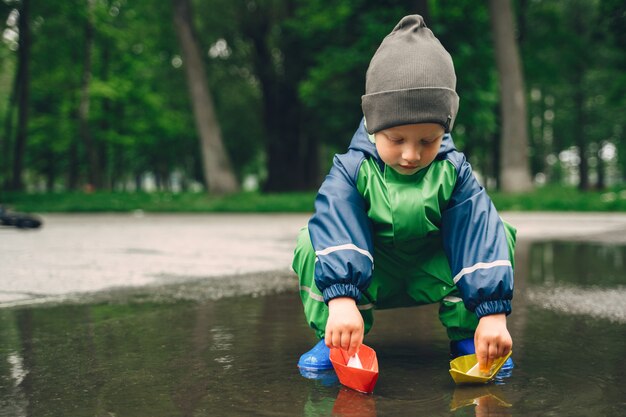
[525,241,626,323]
[0,241,624,416]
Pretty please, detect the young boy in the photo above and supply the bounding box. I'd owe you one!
[293,15,516,377]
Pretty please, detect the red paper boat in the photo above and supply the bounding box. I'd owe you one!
[330,344,379,394]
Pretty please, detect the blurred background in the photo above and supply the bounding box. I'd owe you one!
[0,0,625,209]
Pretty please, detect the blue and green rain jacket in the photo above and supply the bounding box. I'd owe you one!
[308,119,514,318]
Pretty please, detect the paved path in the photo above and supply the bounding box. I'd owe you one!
[1,212,625,307]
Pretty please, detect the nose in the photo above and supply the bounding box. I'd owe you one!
[402,144,421,163]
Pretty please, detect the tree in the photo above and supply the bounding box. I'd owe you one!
[488,0,533,192]
[430,0,501,187]
[521,0,625,189]
[172,0,238,194]
[79,0,100,189]
[10,0,31,191]
[287,0,416,186]
[4,0,623,193]
[236,0,320,192]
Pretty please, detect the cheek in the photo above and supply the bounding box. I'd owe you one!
[423,147,440,162]
[375,143,398,164]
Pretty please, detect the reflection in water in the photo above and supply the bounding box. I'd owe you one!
[527,241,626,323]
[7,352,27,387]
[529,241,625,286]
[211,326,235,370]
[526,284,626,323]
[332,388,377,417]
[302,375,514,417]
[302,382,377,417]
[298,368,339,385]
[1,352,28,417]
[0,240,624,416]
[0,310,28,417]
[451,385,512,416]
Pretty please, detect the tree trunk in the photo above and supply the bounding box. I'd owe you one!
[67,136,79,190]
[492,129,501,190]
[1,58,18,188]
[171,0,239,194]
[134,172,142,192]
[596,144,605,190]
[100,33,112,190]
[10,0,31,191]
[44,147,56,192]
[79,0,101,189]
[573,81,589,190]
[570,4,590,191]
[241,4,319,192]
[488,0,533,192]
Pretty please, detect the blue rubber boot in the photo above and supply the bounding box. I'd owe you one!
[450,338,514,381]
[298,339,333,371]
[297,339,338,384]
[450,338,476,359]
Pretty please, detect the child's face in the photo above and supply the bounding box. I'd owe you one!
[374,123,445,175]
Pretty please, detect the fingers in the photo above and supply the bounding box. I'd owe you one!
[476,343,488,373]
[477,339,513,373]
[475,314,513,373]
[340,331,351,352]
[347,331,363,357]
[331,329,342,351]
[484,342,498,373]
[326,329,363,355]
[502,343,512,357]
[324,300,364,354]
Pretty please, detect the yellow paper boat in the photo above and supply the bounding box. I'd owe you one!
[449,351,512,385]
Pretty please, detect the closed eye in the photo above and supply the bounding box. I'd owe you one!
[387,136,404,144]
[422,135,443,145]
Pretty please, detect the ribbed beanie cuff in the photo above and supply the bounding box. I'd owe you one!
[362,87,458,133]
[361,15,459,134]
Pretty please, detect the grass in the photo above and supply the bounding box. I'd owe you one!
[1,185,626,213]
[490,186,626,212]
[0,191,317,213]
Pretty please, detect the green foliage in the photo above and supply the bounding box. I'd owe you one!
[1,0,267,191]
[290,0,415,148]
[430,0,498,172]
[0,0,624,193]
[520,0,626,185]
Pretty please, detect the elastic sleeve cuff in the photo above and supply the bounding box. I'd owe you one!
[475,300,512,319]
[322,283,361,304]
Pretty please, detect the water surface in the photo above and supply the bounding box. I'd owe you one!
[0,240,624,416]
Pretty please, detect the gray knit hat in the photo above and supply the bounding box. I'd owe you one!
[361,15,459,134]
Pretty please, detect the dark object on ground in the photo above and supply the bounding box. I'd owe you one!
[0,206,43,229]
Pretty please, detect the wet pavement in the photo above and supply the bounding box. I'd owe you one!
[0,214,304,307]
[1,213,626,416]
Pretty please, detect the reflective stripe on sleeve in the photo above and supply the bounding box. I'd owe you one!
[300,285,324,302]
[452,260,512,284]
[315,244,374,263]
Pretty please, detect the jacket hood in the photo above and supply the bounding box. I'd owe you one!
[348,118,458,164]
[348,119,379,158]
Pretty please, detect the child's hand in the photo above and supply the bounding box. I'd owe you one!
[474,313,512,373]
[325,297,364,357]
